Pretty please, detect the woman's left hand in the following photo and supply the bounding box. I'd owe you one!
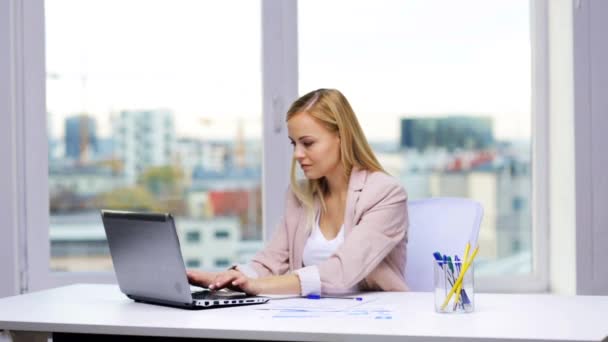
[230,274,263,295]
[210,271,263,295]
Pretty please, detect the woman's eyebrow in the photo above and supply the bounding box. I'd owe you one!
[288,135,314,142]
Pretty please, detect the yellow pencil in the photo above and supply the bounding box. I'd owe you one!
[454,243,471,305]
[441,246,479,310]
[462,243,471,265]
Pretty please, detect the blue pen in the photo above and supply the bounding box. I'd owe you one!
[446,256,455,276]
[433,251,443,265]
[306,294,363,301]
[433,252,452,285]
[443,254,456,286]
[453,255,470,305]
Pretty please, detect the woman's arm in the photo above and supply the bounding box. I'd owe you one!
[212,272,301,295]
[236,188,300,277]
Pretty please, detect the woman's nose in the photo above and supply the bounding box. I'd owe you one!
[293,145,305,160]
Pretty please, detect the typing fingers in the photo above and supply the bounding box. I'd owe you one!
[231,274,248,287]
[209,271,239,290]
[186,270,214,288]
[231,276,260,295]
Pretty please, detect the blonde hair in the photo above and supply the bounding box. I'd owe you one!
[286,88,384,221]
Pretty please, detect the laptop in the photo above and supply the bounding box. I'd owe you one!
[100,210,269,309]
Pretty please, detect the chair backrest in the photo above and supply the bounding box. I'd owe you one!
[405,197,483,291]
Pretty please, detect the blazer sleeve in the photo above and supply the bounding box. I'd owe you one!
[236,188,296,278]
[300,181,407,294]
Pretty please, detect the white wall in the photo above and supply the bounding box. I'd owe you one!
[0,0,20,298]
[549,0,608,295]
[573,0,608,295]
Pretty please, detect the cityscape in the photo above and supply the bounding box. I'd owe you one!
[42,0,533,277]
[48,109,531,276]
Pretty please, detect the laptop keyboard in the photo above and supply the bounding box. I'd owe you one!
[192,290,249,300]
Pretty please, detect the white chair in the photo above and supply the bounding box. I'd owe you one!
[405,198,483,291]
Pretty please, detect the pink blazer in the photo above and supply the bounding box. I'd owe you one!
[239,168,409,295]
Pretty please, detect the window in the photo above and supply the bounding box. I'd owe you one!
[214,258,231,268]
[299,0,534,279]
[4,1,547,292]
[186,259,201,268]
[45,0,263,272]
[214,230,230,240]
[186,231,200,243]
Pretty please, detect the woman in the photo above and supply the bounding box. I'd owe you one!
[187,88,408,295]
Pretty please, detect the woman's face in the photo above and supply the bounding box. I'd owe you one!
[287,111,341,180]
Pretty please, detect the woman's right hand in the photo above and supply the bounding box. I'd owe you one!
[186,269,246,291]
[186,270,217,288]
[208,269,245,291]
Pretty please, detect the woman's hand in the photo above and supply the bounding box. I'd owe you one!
[208,270,263,295]
[226,273,263,296]
[185,270,217,288]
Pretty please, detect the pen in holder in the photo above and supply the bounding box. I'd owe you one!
[433,257,474,313]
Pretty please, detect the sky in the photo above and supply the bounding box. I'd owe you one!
[45,0,531,142]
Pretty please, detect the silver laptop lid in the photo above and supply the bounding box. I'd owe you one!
[101,210,193,305]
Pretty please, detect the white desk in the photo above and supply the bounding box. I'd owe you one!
[0,284,606,342]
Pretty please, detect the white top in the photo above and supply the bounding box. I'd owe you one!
[302,210,345,267]
[1,284,608,342]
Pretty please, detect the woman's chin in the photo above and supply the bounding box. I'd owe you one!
[303,170,322,180]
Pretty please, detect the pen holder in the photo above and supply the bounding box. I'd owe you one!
[433,259,474,313]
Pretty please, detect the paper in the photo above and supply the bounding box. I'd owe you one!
[253,295,396,319]
[258,296,375,312]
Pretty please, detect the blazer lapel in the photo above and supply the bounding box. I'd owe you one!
[292,170,367,268]
[344,168,367,235]
[291,198,320,270]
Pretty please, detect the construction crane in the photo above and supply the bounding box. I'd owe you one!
[199,117,258,169]
[48,71,91,165]
[78,114,90,165]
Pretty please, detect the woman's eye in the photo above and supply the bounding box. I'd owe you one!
[303,142,313,147]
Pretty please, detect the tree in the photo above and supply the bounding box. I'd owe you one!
[97,186,161,212]
[138,165,184,197]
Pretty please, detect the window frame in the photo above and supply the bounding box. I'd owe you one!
[2,0,547,293]
[475,0,549,292]
[0,0,22,297]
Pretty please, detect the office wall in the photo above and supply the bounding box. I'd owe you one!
[573,0,608,295]
[544,0,608,295]
[0,0,20,299]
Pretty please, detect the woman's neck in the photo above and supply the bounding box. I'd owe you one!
[323,165,349,201]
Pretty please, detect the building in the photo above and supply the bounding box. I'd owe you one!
[186,185,262,240]
[50,213,244,272]
[400,116,494,152]
[49,212,112,271]
[112,109,176,185]
[65,114,98,162]
[175,138,237,183]
[49,165,124,197]
[426,161,531,265]
[49,165,125,213]
[177,217,241,270]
